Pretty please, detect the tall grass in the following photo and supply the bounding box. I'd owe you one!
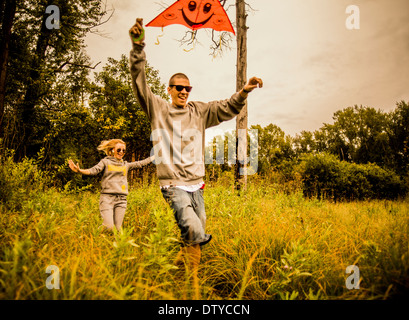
[0,166,408,299]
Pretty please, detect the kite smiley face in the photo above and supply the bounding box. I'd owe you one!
[146,0,235,34]
[182,1,215,29]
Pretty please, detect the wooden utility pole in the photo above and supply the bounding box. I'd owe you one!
[235,0,247,192]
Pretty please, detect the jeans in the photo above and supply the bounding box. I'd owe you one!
[161,187,212,246]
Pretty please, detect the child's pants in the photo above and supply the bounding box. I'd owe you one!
[99,194,127,230]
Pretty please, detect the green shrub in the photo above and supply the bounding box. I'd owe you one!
[0,150,50,210]
[298,153,406,201]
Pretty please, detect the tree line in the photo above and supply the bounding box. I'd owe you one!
[248,102,409,178]
[206,101,408,200]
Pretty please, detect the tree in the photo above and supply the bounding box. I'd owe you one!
[250,123,294,174]
[1,0,110,159]
[0,0,17,133]
[89,54,168,163]
[294,104,408,179]
[317,106,390,165]
[30,53,168,189]
[39,51,99,166]
[387,101,409,176]
[293,130,316,156]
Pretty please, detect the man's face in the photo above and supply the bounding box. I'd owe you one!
[168,77,191,108]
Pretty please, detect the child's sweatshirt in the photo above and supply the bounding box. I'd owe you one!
[87,156,153,195]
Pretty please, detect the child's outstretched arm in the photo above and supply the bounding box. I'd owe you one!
[68,159,91,175]
[128,155,154,170]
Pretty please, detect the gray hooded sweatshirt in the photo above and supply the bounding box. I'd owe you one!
[129,42,247,187]
[87,156,153,195]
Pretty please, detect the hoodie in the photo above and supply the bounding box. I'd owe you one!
[129,42,247,187]
[87,156,153,195]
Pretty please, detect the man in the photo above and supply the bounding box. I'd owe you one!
[129,18,262,282]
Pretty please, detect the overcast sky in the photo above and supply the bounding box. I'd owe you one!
[84,0,409,141]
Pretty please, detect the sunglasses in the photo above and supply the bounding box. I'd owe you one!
[115,148,126,154]
[169,85,193,93]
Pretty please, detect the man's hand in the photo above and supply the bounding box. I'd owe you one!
[129,18,145,44]
[240,77,263,98]
[244,77,263,92]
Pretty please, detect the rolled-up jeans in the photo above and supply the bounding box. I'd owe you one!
[161,187,212,247]
[99,194,127,230]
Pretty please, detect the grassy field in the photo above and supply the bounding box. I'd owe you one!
[0,178,408,300]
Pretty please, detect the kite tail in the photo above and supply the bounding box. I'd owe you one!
[183,31,197,52]
[155,27,164,45]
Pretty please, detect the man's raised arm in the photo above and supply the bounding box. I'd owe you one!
[129,18,163,120]
[204,76,264,129]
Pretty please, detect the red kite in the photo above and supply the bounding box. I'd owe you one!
[146,0,235,35]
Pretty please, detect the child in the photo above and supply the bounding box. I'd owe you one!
[68,139,153,231]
